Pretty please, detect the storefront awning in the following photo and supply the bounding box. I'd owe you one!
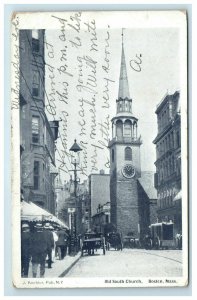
[21,201,68,228]
[173,190,182,201]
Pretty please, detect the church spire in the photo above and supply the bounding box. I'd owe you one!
[118,29,130,99]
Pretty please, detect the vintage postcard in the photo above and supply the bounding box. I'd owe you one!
[11,10,188,288]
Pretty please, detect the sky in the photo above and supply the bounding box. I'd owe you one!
[44,11,181,182]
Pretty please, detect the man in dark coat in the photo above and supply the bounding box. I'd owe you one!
[56,227,68,260]
[21,223,32,277]
[43,223,54,268]
[31,222,48,278]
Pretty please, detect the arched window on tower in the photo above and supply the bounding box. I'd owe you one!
[124,120,132,137]
[125,147,132,161]
[116,120,123,139]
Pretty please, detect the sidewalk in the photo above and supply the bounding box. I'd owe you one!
[28,252,81,278]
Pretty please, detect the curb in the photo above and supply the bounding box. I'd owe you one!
[58,254,81,277]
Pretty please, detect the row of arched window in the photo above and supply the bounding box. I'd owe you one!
[156,131,174,158]
[158,106,170,133]
[157,154,178,184]
[157,187,178,209]
[113,120,138,139]
[157,150,181,184]
[158,196,174,209]
[156,129,181,159]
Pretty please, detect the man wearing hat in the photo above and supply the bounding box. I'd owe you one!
[56,227,68,260]
[31,223,48,278]
[43,223,54,269]
[21,223,31,277]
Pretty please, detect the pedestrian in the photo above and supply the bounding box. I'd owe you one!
[43,223,54,269]
[64,229,69,257]
[31,222,48,278]
[67,230,71,255]
[54,225,60,258]
[143,234,152,250]
[176,232,182,250]
[50,226,58,262]
[21,223,32,277]
[56,227,68,260]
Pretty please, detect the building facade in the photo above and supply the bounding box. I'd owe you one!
[108,37,156,239]
[20,30,59,214]
[153,91,181,235]
[77,180,91,234]
[55,177,70,222]
[55,175,91,234]
[88,170,110,217]
[92,202,111,233]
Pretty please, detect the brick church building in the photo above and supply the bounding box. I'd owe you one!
[109,34,157,239]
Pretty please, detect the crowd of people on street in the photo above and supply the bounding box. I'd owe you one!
[21,221,73,278]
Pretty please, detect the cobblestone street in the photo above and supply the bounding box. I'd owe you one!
[66,249,182,277]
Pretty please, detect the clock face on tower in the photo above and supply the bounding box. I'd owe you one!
[122,164,135,178]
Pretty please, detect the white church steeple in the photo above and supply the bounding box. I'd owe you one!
[118,30,130,100]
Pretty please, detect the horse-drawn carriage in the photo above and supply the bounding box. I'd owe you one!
[105,232,123,251]
[143,222,178,250]
[123,235,140,248]
[81,232,106,256]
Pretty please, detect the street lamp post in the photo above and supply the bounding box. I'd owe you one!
[69,139,82,256]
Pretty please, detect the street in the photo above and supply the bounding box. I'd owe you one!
[66,249,182,277]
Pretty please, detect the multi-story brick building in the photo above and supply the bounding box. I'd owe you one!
[153,91,181,235]
[20,29,59,214]
[92,202,111,233]
[89,170,110,217]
